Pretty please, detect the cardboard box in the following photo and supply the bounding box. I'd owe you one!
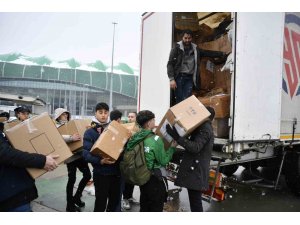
[212,118,229,138]
[198,94,230,119]
[4,120,20,131]
[5,112,72,179]
[58,119,90,152]
[91,121,131,161]
[121,122,140,136]
[198,34,231,53]
[200,58,215,91]
[214,64,231,94]
[156,95,211,149]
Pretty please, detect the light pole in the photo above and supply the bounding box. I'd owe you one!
[109,22,117,111]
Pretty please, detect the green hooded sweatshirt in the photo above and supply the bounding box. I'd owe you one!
[126,129,175,170]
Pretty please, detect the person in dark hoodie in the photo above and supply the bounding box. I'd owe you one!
[166,106,215,212]
[82,102,121,212]
[0,131,59,211]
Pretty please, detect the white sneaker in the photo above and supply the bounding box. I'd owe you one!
[121,199,131,210]
[128,197,139,204]
[84,184,95,196]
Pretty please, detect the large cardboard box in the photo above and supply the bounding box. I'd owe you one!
[58,119,90,152]
[91,121,131,161]
[5,112,72,179]
[198,94,230,119]
[156,95,211,149]
[212,118,229,138]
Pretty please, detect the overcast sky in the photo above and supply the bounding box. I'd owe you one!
[0,12,141,68]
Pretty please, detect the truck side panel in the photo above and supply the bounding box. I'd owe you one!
[280,12,300,141]
[138,12,173,122]
[233,13,284,141]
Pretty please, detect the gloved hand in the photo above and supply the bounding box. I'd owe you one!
[166,124,180,141]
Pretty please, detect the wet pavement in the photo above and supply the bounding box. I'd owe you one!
[32,165,300,212]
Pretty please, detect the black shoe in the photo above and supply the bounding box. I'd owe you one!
[66,204,81,212]
[73,197,85,208]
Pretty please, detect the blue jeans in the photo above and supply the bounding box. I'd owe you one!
[8,203,31,212]
[175,74,193,104]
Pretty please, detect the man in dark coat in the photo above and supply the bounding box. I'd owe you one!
[166,107,215,212]
[167,29,227,104]
[0,132,59,211]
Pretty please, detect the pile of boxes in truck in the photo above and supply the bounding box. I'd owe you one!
[173,12,233,139]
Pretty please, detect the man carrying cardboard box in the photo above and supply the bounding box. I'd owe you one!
[0,130,58,212]
[83,102,121,212]
[54,108,91,212]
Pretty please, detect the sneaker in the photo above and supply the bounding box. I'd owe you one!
[84,184,95,196]
[128,197,139,204]
[121,199,131,210]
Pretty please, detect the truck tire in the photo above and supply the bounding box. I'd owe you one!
[285,151,300,195]
[220,164,239,177]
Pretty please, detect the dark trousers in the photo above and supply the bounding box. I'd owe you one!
[66,157,91,204]
[123,183,134,199]
[93,174,121,212]
[140,175,167,212]
[187,189,203,212]
[174,74,193,104]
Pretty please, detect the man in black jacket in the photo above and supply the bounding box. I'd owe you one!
[167,29,226,104]
[166,107,215,212]
[0,132,59,211]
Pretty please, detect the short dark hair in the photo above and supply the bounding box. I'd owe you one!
[110,110,122,121]
[128,112,137,116]
[181,29,193,38]
[0,112,10,120]
[136,110,155,127]
[206,106,215,121]
[95,102,109,112]
[14,106,31,117]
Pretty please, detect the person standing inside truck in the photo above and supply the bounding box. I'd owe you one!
[167,29,227,104]
[0,129,59,212]
[166,106,215,212]
[82,102,121,212]
[54,108,91,212]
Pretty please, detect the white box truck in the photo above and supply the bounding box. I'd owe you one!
[138,12,300,194]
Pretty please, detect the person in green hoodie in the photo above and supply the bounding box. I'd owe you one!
[126,110,176,212]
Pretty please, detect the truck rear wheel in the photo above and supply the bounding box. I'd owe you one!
[285,151,300,195]
[220,164,239,177]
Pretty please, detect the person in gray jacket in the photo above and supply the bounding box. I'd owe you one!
[166,106,215,212]
[167,29,227,104]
